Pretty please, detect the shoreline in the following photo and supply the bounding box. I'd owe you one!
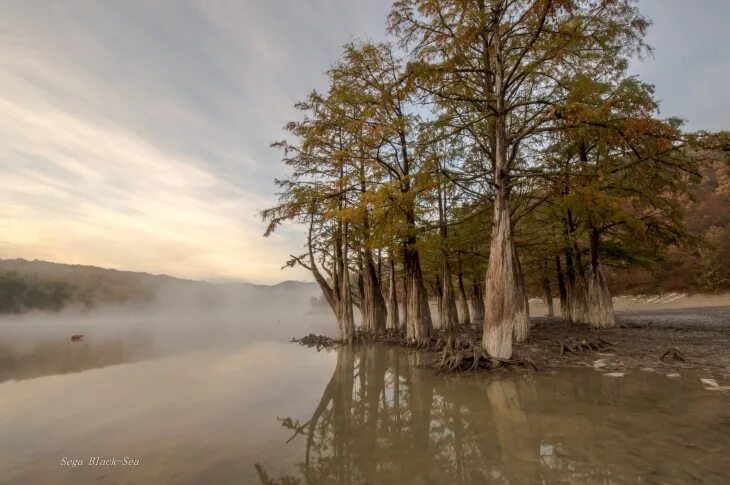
[295,306,730,386]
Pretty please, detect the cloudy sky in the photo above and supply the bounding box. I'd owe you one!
[1,1,728,284]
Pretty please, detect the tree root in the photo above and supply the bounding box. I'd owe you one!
[559,336,615,355]
[353,328,407,345]
[291,334,338,350]
[660,347,687,362]
[431,339,539,374]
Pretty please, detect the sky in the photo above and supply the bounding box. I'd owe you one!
[0,0,728,284]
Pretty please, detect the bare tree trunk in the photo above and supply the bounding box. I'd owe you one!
[401,254,408,330]
[586,229,616,328]
[405,242,433,344]
[434,274,443,329]
[555,255,568,320]
[470,279,485,325]
[482,190,529,359]
[481,3,529,359]
[361,249,388,334]
[437,169,457,332]
[456,254,471,326]
[564,209,588,325]
[338,223,355,342]
[541,260,555,317]
[570,247,590,325]
[441,257,458,331]
[297,215,355,343]
[357,253,368,329]
[386,254,400,330]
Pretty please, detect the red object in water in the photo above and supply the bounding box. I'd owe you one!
[71,334,84,342]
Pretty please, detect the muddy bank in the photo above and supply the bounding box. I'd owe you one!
[295,306,730,384]
[524,310,730,381]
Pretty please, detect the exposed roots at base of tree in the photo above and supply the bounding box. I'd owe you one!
[559,336,615,355]
[291,334,337,350]
[293,328,448,351]
[353,328,407,345]
[431,339,539,374]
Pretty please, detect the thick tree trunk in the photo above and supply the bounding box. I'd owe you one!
[542,276,554,318]
[482,192,529,359]
[570,270,589,325]
[361,249,388,334]
[564,209,588,325]
[386,255,400,330]
[586,229,616,328]
[404,242,433,344]
[456,254,471,326]
[555,255,568,320]
[569,247,590,325]
[469,279,485,325]
[441,257,458,331]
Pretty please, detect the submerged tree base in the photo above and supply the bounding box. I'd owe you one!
[432,339,538,374]
[293,311,730,376]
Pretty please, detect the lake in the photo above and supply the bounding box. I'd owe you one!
[1,330,728,484]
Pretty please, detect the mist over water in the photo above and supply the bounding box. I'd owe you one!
[0,280,333,382]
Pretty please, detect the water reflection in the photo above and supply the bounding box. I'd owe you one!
[0,338,727,484]
[0,334,153,382]
[261,346,730,485]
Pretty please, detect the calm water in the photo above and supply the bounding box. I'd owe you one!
[0,336,729,484]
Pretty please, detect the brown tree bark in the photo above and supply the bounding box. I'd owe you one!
[469,279,485,326]
[570,247,590,325]
[436,169,457,332]
[401,256,409,330]
[483,190,529,359]
[481,15,529,358]
[386,253,400,330]
[361,249,388,334]
[441,258,459,331]
[586,229,616,328]
[555,255,569,320]
[541,260,555,317]
[434,273,443,328]
[337,224,355,342]
[456,254,471,326]
[404,242,433,344]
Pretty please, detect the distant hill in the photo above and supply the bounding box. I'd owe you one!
[0,259,318,315]
[605,158,730,294]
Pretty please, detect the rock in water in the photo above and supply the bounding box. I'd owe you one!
[604,372,625,378]
[700,378,719,388]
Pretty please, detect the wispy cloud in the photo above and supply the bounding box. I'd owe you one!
[0,0,390,283]
[0,0,726,282]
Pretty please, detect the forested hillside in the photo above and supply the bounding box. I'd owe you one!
[0,259,162,313]
[606,158,729,294]
[0,259,316,315]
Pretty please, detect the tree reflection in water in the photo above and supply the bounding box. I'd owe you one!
[255,345,703,484]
